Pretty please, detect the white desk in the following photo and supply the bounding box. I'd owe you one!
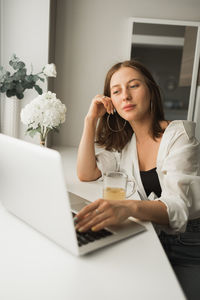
[0,146,186,300]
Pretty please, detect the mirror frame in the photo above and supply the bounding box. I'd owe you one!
[126,18,200,121]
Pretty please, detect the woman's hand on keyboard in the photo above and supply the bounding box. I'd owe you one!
[74,198,135,232]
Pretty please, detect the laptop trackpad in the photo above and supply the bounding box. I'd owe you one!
[68,191,91,213]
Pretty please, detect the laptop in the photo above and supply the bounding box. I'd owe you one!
[0,134,145,256]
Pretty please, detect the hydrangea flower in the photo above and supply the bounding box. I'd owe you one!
[21,91,66,145]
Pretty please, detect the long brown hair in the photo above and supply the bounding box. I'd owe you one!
[96,60,166,151]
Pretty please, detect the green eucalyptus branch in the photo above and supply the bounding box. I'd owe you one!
[0,54,56,100]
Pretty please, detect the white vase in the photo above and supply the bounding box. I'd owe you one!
[0,95,21,138]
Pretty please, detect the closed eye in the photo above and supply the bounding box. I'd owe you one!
[113,90,119,94]
[130,84,139,89]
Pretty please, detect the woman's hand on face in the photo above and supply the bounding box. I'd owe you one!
[86,95,114,121]
[74,198,132,232]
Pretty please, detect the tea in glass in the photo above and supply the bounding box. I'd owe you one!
[103,171,128,201]
[103,187,126,200]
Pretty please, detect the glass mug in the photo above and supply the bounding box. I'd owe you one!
[103,171,135,200]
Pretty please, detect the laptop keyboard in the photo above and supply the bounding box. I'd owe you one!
[76,228,113,247]
[72,213,113,247]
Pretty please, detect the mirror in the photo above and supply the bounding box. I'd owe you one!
[129,19,200,121]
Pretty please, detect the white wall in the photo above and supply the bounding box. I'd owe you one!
[53,0,200,147]
[0,0,50,143]
[194,86,200,141]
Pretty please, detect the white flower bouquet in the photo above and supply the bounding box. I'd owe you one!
[21,91,66,145]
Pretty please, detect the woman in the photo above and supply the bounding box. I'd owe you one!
[76,60,200,299]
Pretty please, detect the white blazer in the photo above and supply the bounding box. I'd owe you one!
[96,120,200,234]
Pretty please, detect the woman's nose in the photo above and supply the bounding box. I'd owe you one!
[122,89,132,101]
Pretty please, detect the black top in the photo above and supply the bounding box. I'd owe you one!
[140,168,162,197]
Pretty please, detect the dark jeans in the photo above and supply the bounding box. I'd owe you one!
[159,218,200,300]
